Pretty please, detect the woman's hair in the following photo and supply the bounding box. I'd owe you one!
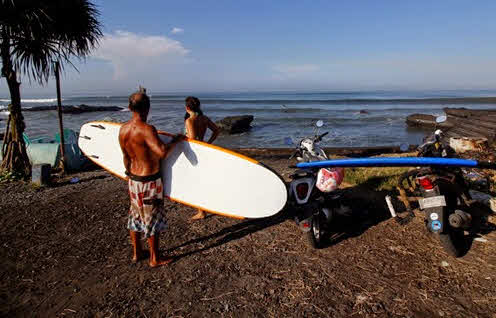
[184,96,203,120]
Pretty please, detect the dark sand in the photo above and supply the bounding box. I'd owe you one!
[1,154,495,317]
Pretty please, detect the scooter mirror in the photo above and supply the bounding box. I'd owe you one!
[399,143,409,152]
[435,115,447,123]
[316,120,324,128]
[284,137,293,146]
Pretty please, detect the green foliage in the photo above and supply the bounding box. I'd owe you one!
[344,166,411,191]
[0,0,103,83]
[0,170,22,183]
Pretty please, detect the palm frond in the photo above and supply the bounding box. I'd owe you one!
[1,0,103,84]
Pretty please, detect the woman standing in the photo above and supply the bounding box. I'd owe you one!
[184,96,220,220]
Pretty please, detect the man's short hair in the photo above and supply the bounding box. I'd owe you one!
[129,91,150,113]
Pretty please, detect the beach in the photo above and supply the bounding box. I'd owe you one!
[1,151,495,317]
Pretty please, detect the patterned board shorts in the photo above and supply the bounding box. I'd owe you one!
[127,174,167,238]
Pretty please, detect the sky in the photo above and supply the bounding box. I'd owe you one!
[3,0,496,96]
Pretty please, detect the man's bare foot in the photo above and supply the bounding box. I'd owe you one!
[149,257,174,268]
[132,251,149,263]
[191,210,206,220]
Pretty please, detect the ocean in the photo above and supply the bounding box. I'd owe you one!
[1,90,496,148]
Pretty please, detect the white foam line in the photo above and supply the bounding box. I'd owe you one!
[0,98,60,103]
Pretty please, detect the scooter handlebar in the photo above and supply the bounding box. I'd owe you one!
[316,131,329,142]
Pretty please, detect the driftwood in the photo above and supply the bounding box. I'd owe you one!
[406,114,453,128]
[406,107,496,143]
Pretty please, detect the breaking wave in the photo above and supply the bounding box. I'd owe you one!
[0,98,60,103]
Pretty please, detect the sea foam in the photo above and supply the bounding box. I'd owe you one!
[0,98,60,103]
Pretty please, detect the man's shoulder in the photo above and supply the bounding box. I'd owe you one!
[119,121,129,134]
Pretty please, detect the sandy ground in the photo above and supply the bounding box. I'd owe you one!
[1,155,496,317]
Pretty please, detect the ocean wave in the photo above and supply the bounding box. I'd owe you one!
[199,97,496,105]
[210,106,441,113]
[0,98,60,103]
[1,111,9,116]
[254,115,403,124]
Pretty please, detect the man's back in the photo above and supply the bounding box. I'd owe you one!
[119,120,163,176]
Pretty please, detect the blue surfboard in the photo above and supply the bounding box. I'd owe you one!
[296,157,495,169]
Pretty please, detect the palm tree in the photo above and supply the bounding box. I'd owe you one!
[1,0,102,177]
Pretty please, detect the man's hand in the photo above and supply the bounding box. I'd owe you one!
[170,134,186,144]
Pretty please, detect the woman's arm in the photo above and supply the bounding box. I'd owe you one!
[206,117,220,144]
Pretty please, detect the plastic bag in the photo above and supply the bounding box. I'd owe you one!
[316,167,344,192]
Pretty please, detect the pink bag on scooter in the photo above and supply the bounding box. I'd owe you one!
[316,167,344,192]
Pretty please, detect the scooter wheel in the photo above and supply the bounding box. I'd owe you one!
[306,214,324,249]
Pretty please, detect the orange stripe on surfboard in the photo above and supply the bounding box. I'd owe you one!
[79,121,255,219]
[88,121,259,164]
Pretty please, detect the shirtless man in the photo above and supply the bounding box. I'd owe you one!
[119,90,181,267]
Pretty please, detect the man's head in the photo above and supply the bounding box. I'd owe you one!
[129,90,150,120]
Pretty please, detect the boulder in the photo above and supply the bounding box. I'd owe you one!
[216,115,253,134]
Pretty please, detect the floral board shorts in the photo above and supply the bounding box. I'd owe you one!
[127,172,167,238]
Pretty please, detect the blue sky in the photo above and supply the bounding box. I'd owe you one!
[5,0,496,96]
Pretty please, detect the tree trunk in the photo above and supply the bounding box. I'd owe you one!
[1,36,31,178]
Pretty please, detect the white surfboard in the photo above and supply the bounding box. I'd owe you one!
[78,121,287,219]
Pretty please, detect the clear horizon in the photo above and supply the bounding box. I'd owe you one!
[2,0,496,97]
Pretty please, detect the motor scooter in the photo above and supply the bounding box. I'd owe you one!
[286,120,345,248]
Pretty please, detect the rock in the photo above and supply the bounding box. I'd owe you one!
[474,237,488,243]
[406,114,436,127]
[216,115,253,134]
[24,104,123,114]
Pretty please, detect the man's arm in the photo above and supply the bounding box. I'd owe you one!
[206,117,220,144]
[146,126,181,159]
[118,129,131,172]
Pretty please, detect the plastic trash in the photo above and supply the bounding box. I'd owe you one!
[464,171,489,191]
[70,177,80,184]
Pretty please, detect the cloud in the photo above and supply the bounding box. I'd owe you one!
[272,64,319,78]
[171,27,184,34]
[93,30,190,79]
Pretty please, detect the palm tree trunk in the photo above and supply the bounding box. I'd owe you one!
[1,35,31,178]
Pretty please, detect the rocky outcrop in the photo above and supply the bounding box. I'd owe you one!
[24,104,123,114]
[406,107,496,143]
[216,115,254,134]
[406,113,453,128]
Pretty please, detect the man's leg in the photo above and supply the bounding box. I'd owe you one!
[129,230,143,263]
[148,233,173,267]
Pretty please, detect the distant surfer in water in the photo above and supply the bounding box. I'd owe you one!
[119,89,182,267]
[184,96,220,220]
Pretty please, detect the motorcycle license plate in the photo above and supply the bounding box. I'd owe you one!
[418,196,446,209]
